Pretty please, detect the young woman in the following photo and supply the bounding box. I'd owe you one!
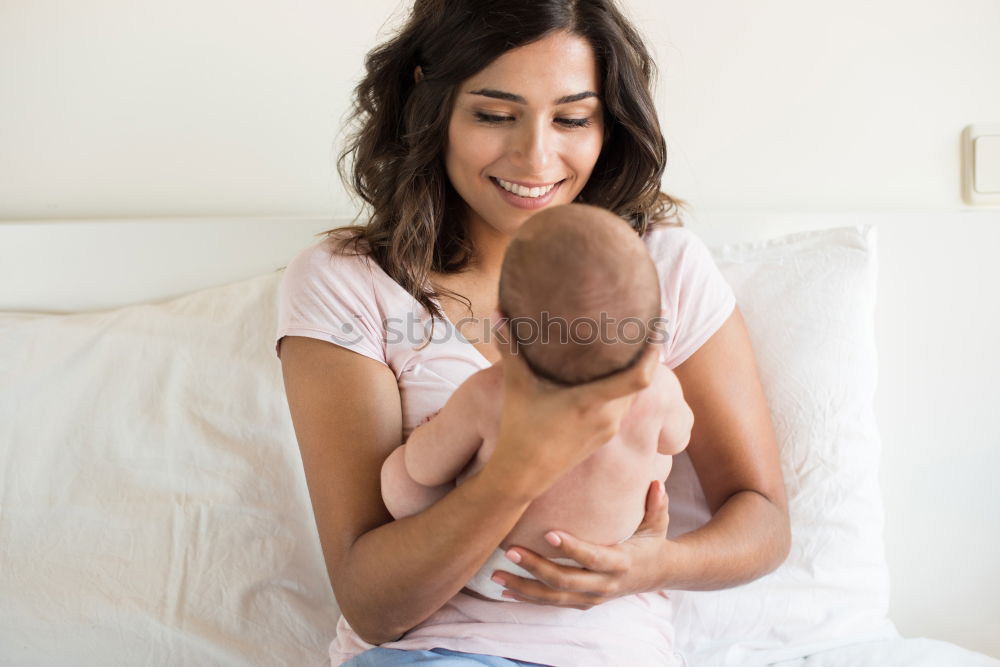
[276,1,790,664]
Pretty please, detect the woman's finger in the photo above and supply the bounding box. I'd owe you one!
[499,320,659,401]
[572,342,660,402]
[502,544,624,594]
[633,480,670,536]
[493,569,608,608]
[530,531,626,574]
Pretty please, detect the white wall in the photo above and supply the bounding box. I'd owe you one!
[2,0,998,658]
[642,0,1000,211]
[0,0,399,219]
[4,0,997,217]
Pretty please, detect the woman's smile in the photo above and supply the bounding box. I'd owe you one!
[490,177,565,209]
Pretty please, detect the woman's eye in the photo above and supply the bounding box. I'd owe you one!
[473,113,592,128]
[557,117,592,128]
[474,112,514,124]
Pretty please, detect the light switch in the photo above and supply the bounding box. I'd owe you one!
[962,124,1000,206]
[974,135,1000,194]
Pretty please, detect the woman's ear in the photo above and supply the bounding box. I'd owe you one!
[414,65,424,83]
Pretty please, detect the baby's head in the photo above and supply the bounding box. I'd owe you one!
[498,204,661,386]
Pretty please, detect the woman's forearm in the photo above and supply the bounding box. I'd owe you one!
[662,490,791,591]
[333,465,533,644]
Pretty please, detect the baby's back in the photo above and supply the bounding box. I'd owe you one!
[458,364,675,559]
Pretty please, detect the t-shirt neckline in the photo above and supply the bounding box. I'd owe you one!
[425,291,494,368]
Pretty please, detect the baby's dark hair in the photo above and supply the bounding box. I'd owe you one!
[499,204,660,385]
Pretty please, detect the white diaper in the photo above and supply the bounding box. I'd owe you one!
[465,548,581,601]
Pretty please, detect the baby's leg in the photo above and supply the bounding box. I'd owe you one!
[380,445,452,519]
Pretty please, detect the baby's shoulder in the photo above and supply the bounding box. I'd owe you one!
[455,363,503,404]
[450,365,503,437]
[644,363,683,405]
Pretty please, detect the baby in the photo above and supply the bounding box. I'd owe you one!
[380,203,692,601]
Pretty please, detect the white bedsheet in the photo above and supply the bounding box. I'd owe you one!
[769,635,1000,667]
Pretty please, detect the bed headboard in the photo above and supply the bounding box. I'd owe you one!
[0,216,339,313]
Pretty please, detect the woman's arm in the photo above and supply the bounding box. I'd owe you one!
[493,307,791,604]
[279,332,659,641]
[280,335,527,644]
[662,305,790,588]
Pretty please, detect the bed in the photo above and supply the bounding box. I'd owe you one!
[1,212,997,666]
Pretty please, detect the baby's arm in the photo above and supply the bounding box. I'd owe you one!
[403,371,488,486]
[656,366,694,455]
[381,446,452,519]
[380,372,488,519]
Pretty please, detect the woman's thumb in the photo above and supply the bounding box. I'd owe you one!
[637,480,670,534]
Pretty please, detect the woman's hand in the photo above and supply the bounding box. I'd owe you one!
[492,480,676,609]
[484,319,661,501]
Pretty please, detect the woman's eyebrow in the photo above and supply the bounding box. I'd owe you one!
[468,88,599,105]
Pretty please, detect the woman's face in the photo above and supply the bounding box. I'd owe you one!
[445,30,605,242]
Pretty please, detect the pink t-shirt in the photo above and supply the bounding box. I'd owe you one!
[275,224,736,666]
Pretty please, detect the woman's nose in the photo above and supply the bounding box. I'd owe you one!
[509,119,552,173]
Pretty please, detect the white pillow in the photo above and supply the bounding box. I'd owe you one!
[0,224,896,666]
[0,272,338,667]
[666,224,897,665]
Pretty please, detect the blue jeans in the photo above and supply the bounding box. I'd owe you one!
[342,647,551,666]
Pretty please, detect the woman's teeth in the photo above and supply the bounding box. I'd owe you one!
[496,178,557,198]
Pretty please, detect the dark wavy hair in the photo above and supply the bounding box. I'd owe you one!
[328,0,685,320]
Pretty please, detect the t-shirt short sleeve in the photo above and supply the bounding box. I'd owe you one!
[644,225,736,369]
[274,237,387,365]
